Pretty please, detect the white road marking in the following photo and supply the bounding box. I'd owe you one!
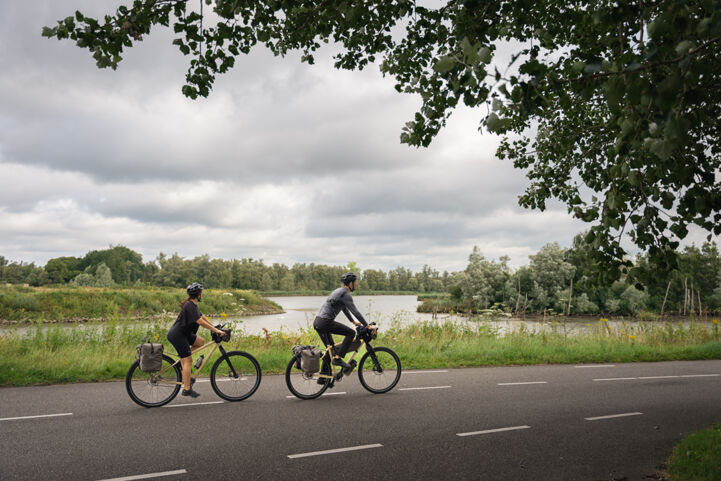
[575,365,616,368]
[285,392,347,399]
[497,381,548,386]
[163,401,225,408]
[457,425,531,437]
[195,378,248,383]
[594,374,720,382]
[96,469,187,481]
[288,443,383,459]
[399,385,451,391]
[585,412,643,421]
[593,377,639,382]
[403,370,449,374]
[0,413,73,422]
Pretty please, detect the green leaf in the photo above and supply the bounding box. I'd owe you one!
[461,37,479,64]
[478,47,492,64]
[434,55,456,73]
[675,40,694,56]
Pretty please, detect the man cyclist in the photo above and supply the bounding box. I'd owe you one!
[167,282,226,398]
[314,272,377,372]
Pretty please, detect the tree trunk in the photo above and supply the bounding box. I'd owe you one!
[683,278,688,315]
[690,286,695,317]
[660,279,671,318]
[515,277,521,315]
[698,290,703,319]
[567,278,574,316]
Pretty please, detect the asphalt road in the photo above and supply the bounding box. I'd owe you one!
[1,360,720,481]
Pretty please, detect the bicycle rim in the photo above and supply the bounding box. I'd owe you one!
[210,351,261,401]
[358,347,402,394]
[285,355,331,400]
[125,355,181,407]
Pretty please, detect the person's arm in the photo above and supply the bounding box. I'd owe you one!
[195,311,224,334]
[342,307,359,325]
[342,294,368,326]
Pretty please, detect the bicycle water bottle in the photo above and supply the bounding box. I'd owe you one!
[194,355,204,369]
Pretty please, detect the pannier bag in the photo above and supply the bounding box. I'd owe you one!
[292,344,315,369]
[300,347,323,374]
[136,342,164,372]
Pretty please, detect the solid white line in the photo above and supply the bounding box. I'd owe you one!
[638,375,679,380]
[163,401,225,408]
[575,365,616,368]
[399,385,451,391]
[96,469,187,481]
[681,374,721,378]
[593,377,638,382]
[285,392,347,399]
[0,413,73,422]
[457,425,531,437]
[195,378,248,383]
[403,370,450,374]
[497,381,547,386]
[585,412,643,421]
[288,443,382,459]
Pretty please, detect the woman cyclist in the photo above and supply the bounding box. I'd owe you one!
[314,272,377,371]
[167,282,226,398]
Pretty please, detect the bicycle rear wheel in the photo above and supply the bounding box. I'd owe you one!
[358,347,402,394]
[285,354,331,400]
[210,351,262,401]
[126,354,182,407]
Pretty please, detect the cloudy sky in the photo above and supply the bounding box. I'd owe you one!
[0,0,593,272]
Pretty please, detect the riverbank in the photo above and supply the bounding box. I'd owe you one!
[258,290,443,297]
[0,286,283,324]
[1,319,719,386]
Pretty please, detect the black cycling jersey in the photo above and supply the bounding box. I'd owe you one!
[170,301,202,337]
[315,287,368,325]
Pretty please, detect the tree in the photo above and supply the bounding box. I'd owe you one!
[44,256,82,284]
[43,1,721,278]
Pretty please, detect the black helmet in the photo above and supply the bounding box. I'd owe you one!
[186,282,203,297]
[341,272,358,285]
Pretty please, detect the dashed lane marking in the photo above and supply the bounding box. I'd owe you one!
[96,469,187,481]
[399,386,451,391]
[0,413,73,422]
[497,381,548,386]
[585,412,643,421]
[163,401,225,408]
[288,443,383,459]
[457,425,531,437]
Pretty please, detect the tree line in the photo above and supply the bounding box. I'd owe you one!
[2,236,721,316]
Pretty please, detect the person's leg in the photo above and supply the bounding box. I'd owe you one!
[326,321,355,358]
[180,356,193,390]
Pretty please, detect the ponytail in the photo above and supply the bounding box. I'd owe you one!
[180,297,191,308]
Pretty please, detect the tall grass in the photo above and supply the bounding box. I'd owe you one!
[0,286,281,322]
[666,423,721,481]
[1,319,719,386]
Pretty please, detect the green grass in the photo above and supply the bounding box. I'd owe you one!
[1,319,719,386]
[0,285,282,323]
[258,290,426,296]
[667,424,721,481]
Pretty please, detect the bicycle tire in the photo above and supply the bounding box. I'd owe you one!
[125,354,182,408]
[358,347,402,394]
[210,351,262,401]
[285,354,331,400]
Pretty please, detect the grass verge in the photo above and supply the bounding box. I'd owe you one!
[0,285,282,323]
[666,424,721,481]
[1,319,720,386]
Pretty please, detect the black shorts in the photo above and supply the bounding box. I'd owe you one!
[167,326,197,359]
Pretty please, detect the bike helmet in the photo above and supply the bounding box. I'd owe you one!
[341,272,358,285]
[186,282,203,298]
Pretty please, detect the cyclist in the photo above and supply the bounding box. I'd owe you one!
[167,282,226,398]
[314,272,377,372]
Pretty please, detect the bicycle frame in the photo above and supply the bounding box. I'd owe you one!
[315,339,366,380]
[154,340,235,386]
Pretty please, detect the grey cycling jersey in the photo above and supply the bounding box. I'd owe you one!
[316,287,368,326]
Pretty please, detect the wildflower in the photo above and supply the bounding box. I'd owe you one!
[600,318,609,323]
[713,319,719,325]
[629,335,636,340]
[221,312,228,318]
[586,323,591,327]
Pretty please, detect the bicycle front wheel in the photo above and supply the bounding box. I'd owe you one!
[126,354,182,408]
[285,354,331,400]
[358,347,402,394]
[210,351,262,401]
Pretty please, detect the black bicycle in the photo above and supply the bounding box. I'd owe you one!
[285,322,402,399]
[126,324,261,407]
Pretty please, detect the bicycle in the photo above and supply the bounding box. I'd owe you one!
[285,322,401,399]
[126,324,261,407]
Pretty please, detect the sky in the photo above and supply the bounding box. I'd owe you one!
[0,0,594,273]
